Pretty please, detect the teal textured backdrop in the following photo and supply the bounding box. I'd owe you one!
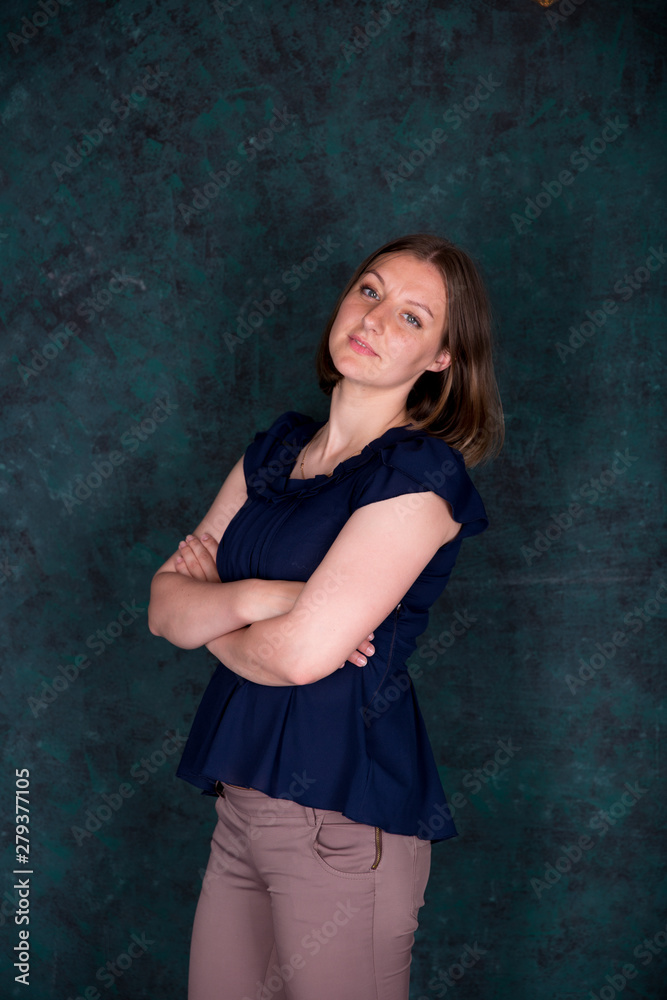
[1,0,665,997]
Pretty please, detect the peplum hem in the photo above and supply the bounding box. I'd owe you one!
[175,662,458,843]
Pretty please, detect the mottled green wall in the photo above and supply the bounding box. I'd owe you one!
[2,0,665,997]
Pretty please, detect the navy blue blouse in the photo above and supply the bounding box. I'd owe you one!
[176,410,489,843]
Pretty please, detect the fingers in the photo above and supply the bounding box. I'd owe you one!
[347,632,375,668]
[176,534,221,582]
[174,557,193,577]
[176,539,206,580]
[199,533,220,561]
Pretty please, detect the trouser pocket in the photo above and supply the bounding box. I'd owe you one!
[310,813,380,879]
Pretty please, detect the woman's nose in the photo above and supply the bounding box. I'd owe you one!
[363,302,386,330]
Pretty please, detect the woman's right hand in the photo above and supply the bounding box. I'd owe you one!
[174,533,221,582]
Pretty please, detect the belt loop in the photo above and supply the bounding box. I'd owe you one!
[306,806,318,826]
[214,780,225,797]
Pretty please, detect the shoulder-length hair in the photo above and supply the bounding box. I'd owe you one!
[315,232,504,467]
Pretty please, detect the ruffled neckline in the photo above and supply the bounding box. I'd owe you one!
[262,414,426,501]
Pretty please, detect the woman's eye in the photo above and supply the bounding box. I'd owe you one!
[359,285,421,328]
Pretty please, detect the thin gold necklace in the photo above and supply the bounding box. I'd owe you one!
[300,428,364,480]
[300,429,333,479]
[300,419,411,479]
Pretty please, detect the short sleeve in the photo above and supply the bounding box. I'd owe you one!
[351,433,489,542]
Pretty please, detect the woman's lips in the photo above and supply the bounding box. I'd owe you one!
[348,335,378,356]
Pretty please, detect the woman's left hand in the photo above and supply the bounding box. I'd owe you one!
[339,633,375,669]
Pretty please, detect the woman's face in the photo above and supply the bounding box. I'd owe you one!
[328,251,451,394]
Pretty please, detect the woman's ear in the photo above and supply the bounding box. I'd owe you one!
[426,348,451,374]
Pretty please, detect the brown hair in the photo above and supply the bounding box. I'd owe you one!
[315,232,504,467]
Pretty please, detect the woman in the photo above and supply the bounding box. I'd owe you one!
[148,232,504,1000]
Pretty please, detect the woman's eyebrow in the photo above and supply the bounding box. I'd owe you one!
[362,268,434,320]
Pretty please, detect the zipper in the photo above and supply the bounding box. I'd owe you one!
[371,826,382,869]
[366,600,401,871]
[360,601,403,720]
[371,826,382,871]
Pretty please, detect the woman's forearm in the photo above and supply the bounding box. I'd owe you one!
[148,573,256,649]
[205,616,296,687]
[204,582,374,685]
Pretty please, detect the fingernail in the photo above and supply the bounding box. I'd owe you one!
[178,541,185,548]
[186,534,194,541]
[201,533,209,540]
